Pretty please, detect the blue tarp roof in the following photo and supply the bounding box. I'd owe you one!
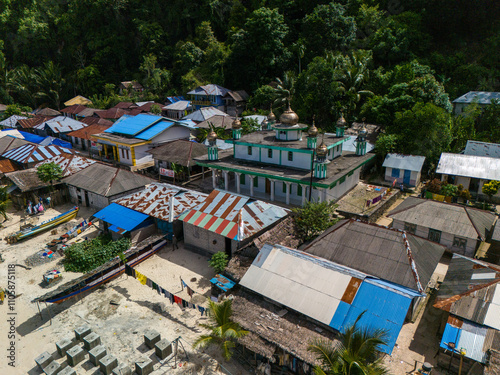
[105,114,163,136]
[166,96,185,103]
[6,132,73,149]
[210,274,236,292]
[329,281,412,355]
[135,120,174,140]
[94,203,150,233]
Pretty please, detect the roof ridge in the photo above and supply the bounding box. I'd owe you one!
[433,278,500,311]
[401,231,424,293]
[104,167,120,196]
[463,206,485,240]
[387,197,426,217]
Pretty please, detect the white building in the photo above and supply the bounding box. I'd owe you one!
[453,91,500,115]
[382,154,425,187]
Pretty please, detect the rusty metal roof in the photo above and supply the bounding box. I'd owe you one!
[179,189,290,241]
[34,116,87,133]
[113,182,208,222]
[66,124,111,140]
[2,143,75,164]
[35,154,96,177]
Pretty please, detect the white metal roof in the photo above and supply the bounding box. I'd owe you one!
[0,115,27,128]
[436,153,500,180]
[453,91,500,104]
[464,140,500,158]
[382,153,426,172]
[240,244,366,325]
[34,116,87,133]
[483,284,500,330]
[163,100,192,111]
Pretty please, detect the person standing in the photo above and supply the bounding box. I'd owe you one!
[172,233,179,250]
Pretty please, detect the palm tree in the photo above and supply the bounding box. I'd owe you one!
[273,71,296,109]
[36,61,65,110]
[193,299,248,360]
[308,312,389,375]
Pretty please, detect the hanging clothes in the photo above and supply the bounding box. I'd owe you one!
[173,296,182,306]
[198,306,206,316]
[125,264,135,277]
[186,286,194,297]
[136,271,147,285]
[146,278,152,288]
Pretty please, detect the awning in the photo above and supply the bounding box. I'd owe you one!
[94,203,150,234]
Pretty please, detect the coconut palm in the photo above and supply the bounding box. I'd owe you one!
[193,298,248,360]
[273,71,296,109]
[308,312,389,375]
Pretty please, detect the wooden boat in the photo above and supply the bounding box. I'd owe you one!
[33,236,167,304]
[5,206,79,244]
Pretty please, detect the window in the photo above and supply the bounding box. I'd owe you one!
[240,173,245,185]
[248,146,252,155]
[268,149,273,158]
[288,151,293,161]
[404,222,417,234]
[339,176,346,184]
[428,229,442,243]
[391,168,400,178]
[282,182,287,193]
[453,236,467,250]
[121,148,125,158]
[336,145,340,153]
[297,184,303,196]
[126,149,130,159]
[253,177,258,187]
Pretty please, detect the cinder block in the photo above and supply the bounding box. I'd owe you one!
[99,354,118,375]
[35,351,53,370]
[66,345,85,367]
[83,332,101,350]
[74,324,91,340]
[155,339,173,360]
[112,363,132,375]
[57,366,76,375]
[89,345,107,366]
[143,329,161,349]
[135,358,153,375]
[56,338,73,357]
[43,360,60,375]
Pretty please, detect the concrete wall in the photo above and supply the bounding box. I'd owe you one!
[117,146,133,165]
[328,168,361,201]
[183,222,238,256]
[151,124,191,144]
[392,219,477,257]
[68,185,110,210]
[130,223,157,245]
[234,144,312,170]
[134,144,153,165]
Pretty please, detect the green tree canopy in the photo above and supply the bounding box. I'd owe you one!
[292,200,338,242]
[37,162,63,187]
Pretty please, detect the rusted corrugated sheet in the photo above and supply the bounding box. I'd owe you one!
[36,154,96,177]
[113,182,208,221]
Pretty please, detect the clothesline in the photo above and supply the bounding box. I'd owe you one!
[124,264,207,316]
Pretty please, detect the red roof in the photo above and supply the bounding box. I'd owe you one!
[60,105,87,115]
[113,102,137,109]
[137,102,163,112]
[67,124,111,140]
[95,108,128,119]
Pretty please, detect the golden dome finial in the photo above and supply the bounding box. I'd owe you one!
[279,102,299,125]
[308,115,318,137]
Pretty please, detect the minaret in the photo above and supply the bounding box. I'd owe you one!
[355,119,368,156]
[232,117,242,140]
[314,135,329,179]
[267,105,276,129]
[207,129,218,161]
[336,112,347,137]
[307,116,318,149]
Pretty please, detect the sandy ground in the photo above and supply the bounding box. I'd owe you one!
[0,205,250,375]
[336,182,398,216]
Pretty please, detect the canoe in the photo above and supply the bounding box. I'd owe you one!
[6,206,79,243]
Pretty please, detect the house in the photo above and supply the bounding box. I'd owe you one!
[222,90,249,116]
[64,95,92,107]
[181,106,228,123]
[196,115,234,130]
[92,114,194,170]
[33,116,87,140]
[453,91,500,115]
[194,108,373,206]
[162,101,193,120]
[178,189,289,256]
[113,182,207,239]
[16,115,55,130]
[164,96,186,105]
[434,254,500,374]
[463,140,500,158]
[147,139,208,181]
[187,84,230,110]
[63,162,154,209]
[119,81,144,94]
[95,107,129,121]
[388,196,496,257]
[1,143,75,168]
[66,123,111,152]
[33,107,61,117]
[240,243,428,355]
[436,152,500,199]
[60,105,88,119]
[0,115,28,128]
[382,154,426,187]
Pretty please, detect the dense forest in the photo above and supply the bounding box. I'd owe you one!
[0,0,499,166]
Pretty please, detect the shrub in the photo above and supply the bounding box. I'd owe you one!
[209,252,229,274]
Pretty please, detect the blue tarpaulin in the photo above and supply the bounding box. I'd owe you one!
[94,203,150,233]
[210,274,236,292]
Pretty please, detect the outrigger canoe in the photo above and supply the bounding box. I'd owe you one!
[5,206,79,244]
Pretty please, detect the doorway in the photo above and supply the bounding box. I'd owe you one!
[84,191,89,207]
[403,170,411,185]
[265,178,271,194]
[225,237,232,257]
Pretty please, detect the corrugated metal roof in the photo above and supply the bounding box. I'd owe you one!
[135,120,174,140]
[440,318,489,363]
[187,84,230,97]
[94,203,150,233]
[1,143,74,164]
[437,152,500,180]
[163,100,192,111]
[0,115,27,128]
[113,182,207,221]
[453,91,500,104]
[388,197,496,240]
[35,154,96,177]
[382,153,425,172]
[105,114,163,136]
[0,129,24,139]
[464,140,500,158]
[64,95,92,107]
[165,96,186,103]
[34,116,87,133]
[181,107,228,123]
[179,189,289,241]
[240,244,366,326]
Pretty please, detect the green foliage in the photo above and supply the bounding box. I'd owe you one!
[1,103,31,120]
[375,134,399,160]
[37,162,63,186]
[425,178,442,194]
[208,251,229,274]
[441,184,458,197]
[0,186,10,221]
[63,235,131,273]
[308,312,389,375]
[292,200,338,242]
[482,181,500,200]
[193,299,248,361]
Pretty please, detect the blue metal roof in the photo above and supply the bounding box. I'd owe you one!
[440,320,489,363]
[93,203,150,232]
[166,96,186,103]
[135,120,174,140]
[329,281,412,355]
[210,274,236,292]
[441,322,461,350]
[105,114,163,136]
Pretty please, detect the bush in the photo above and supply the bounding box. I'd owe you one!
[63,235,131,273]
[441,184,458,197]
[292,200,338,242]
[209,252,229,274]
